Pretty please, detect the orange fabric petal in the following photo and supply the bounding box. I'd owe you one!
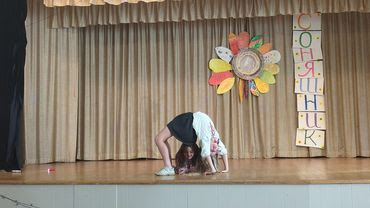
[258,43,272,54]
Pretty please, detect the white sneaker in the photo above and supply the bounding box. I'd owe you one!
[155,167,175,176]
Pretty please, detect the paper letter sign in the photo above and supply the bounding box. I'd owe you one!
[293,13,325,149]
[295,78,324,94]
[293,47,322,63]
[297,94,325,112]
[293,13,321,31]
[298,112,326,130]
[293,31,321,49]
[296,129,325,148]
[295,60,323,79]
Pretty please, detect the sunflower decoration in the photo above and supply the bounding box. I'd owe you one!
[208,31,281,102]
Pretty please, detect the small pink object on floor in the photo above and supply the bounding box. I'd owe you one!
[47,167,55,173]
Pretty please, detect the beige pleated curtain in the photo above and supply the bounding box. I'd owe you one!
[25,0,370,163]
[44,0,166,7]
[47,0,370,28]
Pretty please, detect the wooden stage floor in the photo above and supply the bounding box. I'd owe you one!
[1,158,370,185]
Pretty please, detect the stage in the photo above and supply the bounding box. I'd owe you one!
[1,158,370,185]
[1,158,370,208]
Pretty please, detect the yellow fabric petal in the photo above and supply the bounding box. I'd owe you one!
[238,79,245,102]
[263,63,280,75]
[209,59,232,73]
[254,77,269,94]
[217,77,235,94]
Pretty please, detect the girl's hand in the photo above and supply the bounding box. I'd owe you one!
[177,168,186,175]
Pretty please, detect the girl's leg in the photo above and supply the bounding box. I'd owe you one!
[164,140,172,166]
[155,126,172,168]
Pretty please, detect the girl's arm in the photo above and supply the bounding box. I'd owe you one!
[221,154,229,173]
[205,155,217,174]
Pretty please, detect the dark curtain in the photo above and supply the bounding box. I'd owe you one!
[0,0,27,171]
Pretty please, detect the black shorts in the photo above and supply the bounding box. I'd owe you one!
[167,112,197,144]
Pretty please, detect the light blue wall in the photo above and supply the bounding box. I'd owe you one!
[1,184,370,208]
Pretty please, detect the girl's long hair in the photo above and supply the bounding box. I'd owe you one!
[175,143,206,173]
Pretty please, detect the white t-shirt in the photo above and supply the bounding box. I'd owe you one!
[192,112,228,158]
